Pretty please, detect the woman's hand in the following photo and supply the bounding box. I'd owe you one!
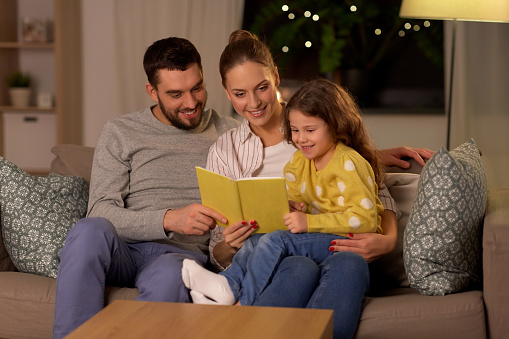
[223,220,258,250]
[378,147,434,168]
[329,210,398,263]
[212,220,257,268]
[329,233,396,263]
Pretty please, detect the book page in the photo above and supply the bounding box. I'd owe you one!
[236,178,289,233]
[196,167,243,227]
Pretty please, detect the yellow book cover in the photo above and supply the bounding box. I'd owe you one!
[196,167,289,233]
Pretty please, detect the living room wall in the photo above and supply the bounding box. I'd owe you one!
[80,2,508,189]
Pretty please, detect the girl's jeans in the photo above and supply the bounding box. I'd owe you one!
[221,230,370,339]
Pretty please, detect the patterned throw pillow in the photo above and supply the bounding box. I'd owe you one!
[403,139,487,296]
[0,157,88,278]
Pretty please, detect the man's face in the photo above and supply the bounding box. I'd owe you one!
[147,63,207,130]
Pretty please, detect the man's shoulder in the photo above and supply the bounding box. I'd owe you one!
[106,107,151,126]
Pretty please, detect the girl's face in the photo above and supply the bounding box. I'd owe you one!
[289,109,336,171]
[223,61,280,128]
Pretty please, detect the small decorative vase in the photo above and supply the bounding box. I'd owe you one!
[8,88,31,107]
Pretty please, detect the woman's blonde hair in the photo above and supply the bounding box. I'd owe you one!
[284,78,384,185]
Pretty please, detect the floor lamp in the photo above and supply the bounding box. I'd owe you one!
[399,0,509,150]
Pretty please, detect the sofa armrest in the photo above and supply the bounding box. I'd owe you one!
[482,188,509,339]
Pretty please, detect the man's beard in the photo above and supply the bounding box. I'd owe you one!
[158,95,207,131]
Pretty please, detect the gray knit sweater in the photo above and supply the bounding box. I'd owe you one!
[87,106,239,254]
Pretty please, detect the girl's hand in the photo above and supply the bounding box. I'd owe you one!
[289,200,305,212]
[223,219,258,250]
[329,232,397,263]
[284,212,308,233]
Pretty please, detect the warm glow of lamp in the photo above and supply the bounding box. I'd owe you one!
[399,0,509,149]
[400,0,509,22]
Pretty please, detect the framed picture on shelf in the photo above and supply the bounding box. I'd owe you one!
[21,17,51,43]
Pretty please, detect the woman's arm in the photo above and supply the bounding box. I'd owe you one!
[210,220,258,269]
[328,209,397,263]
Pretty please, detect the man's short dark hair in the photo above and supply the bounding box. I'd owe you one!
[143,37,202,87]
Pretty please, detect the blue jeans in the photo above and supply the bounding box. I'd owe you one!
[226,230,369,339]
[255,251,369,339]
[221,230,348,305]
[53,217,207,339]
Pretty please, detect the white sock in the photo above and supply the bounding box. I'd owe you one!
[189,290,219,304]
[181,259,235,305]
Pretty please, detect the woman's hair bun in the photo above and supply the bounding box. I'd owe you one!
[229,29,259,44]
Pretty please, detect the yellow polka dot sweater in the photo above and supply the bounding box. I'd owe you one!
[283,142,383,236]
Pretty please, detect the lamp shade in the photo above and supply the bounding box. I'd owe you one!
[400,0,509,23]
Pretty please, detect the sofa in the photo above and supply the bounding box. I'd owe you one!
[0,143,508,339]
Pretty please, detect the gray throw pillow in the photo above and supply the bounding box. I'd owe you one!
[0,157,88,278]
[403,139,487,296]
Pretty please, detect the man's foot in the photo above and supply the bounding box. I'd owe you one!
[181,259,235,305]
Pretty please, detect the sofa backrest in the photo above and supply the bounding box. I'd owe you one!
[1,146,423,284]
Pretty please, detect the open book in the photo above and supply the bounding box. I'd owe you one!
[196,167,290,233]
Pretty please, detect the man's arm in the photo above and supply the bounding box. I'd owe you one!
[378,147,434,168]
[86,123,170,242]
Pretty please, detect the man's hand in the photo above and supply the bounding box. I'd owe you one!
[378,146,434,168]
[284,211,308,233]
[163,203,227,236]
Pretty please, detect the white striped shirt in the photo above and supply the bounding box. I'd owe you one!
[206,119,399,270]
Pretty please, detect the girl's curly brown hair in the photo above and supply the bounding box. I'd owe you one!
[283,78,384,186]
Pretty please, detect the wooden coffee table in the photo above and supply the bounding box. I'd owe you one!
[66,300,333,338]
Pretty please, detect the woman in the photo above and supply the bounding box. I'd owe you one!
[206,30,432,338]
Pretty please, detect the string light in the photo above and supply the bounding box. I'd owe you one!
[404,23,411,30]
[413,25,420,31]
[312,14,319,21]
[288,13,295,19]
[350,5,357,12]
[305,41,312,48]
[282,46,289,53]
[282,5,289,12]
[375,28,382,35]
[304,11,311,17]
[399,30,406,37]
[424,20,431,27]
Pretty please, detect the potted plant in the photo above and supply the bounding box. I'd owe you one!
[5,71,31,107]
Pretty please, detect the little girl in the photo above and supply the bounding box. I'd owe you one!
[182,78,384,305]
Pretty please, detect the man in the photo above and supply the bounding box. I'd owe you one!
[53,37,240,338]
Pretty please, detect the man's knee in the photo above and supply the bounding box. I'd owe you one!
[61,217,117,259]
[136,253,201,303]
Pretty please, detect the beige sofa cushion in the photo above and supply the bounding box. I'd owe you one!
[369,173,420,292]
[358,289,486,339]
[50,144,95,183]
[0,271,139,339]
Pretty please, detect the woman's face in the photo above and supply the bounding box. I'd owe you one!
[223,61,280,128]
